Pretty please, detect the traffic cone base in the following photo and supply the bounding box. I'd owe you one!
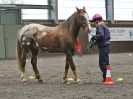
[103,65,113,85]
[103,77,113,85]
[104,81,113,85]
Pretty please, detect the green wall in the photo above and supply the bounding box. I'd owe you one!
[0,25,6,58]
[0,25,23,59]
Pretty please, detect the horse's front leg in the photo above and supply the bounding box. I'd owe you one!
[31,48,43,83]
[63,56,69,82]
[66,50,81,82]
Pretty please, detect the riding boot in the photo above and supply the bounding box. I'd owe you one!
[102,73,106,82]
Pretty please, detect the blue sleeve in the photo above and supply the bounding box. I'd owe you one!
[93,25,104,40]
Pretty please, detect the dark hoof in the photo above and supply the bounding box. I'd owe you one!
[63,77,68,84]
[38,79,43,83]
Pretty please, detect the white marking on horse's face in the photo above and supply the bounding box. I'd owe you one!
[84,13,92,32]
[88,24,92,32]
[84,13,89,22]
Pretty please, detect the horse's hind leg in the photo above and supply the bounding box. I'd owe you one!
[16,39,27,82]
[31,47,43,82]
[20,49,27,82]
[63,56,69,82]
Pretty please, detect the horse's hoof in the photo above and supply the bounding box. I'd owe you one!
[76,78,82,83]
[63,78,68,83]
[38,79,43,83]
[63,79,68,84]
[22,78,28,82]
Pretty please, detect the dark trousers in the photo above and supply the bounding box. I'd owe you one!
[98,46,110,80]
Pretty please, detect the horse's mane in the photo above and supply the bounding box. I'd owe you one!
[58,11,82,39]
[60,11,77,29]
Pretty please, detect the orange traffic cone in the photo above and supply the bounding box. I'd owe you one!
[76,39,81,52]
[103,65,113,85]
[75,39,82,56]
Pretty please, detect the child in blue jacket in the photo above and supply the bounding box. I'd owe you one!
[91,14,111,82]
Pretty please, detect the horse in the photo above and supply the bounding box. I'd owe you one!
[16,7,91,83]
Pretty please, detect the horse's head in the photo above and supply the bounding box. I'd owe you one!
[76,7,91,33]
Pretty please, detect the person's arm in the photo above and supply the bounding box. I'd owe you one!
[92,25,104,41]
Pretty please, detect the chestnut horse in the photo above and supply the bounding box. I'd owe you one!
[16,7,91,82]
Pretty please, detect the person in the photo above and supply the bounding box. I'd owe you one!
[91,14,111,82]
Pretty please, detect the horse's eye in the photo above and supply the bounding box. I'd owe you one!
[81,15,85,19]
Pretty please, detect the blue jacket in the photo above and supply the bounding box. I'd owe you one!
[93,22,111,48]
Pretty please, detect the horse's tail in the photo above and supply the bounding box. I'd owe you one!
[16,38,23,72]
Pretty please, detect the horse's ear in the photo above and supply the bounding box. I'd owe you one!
[76,7,80,13]
[83,7,86,11]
